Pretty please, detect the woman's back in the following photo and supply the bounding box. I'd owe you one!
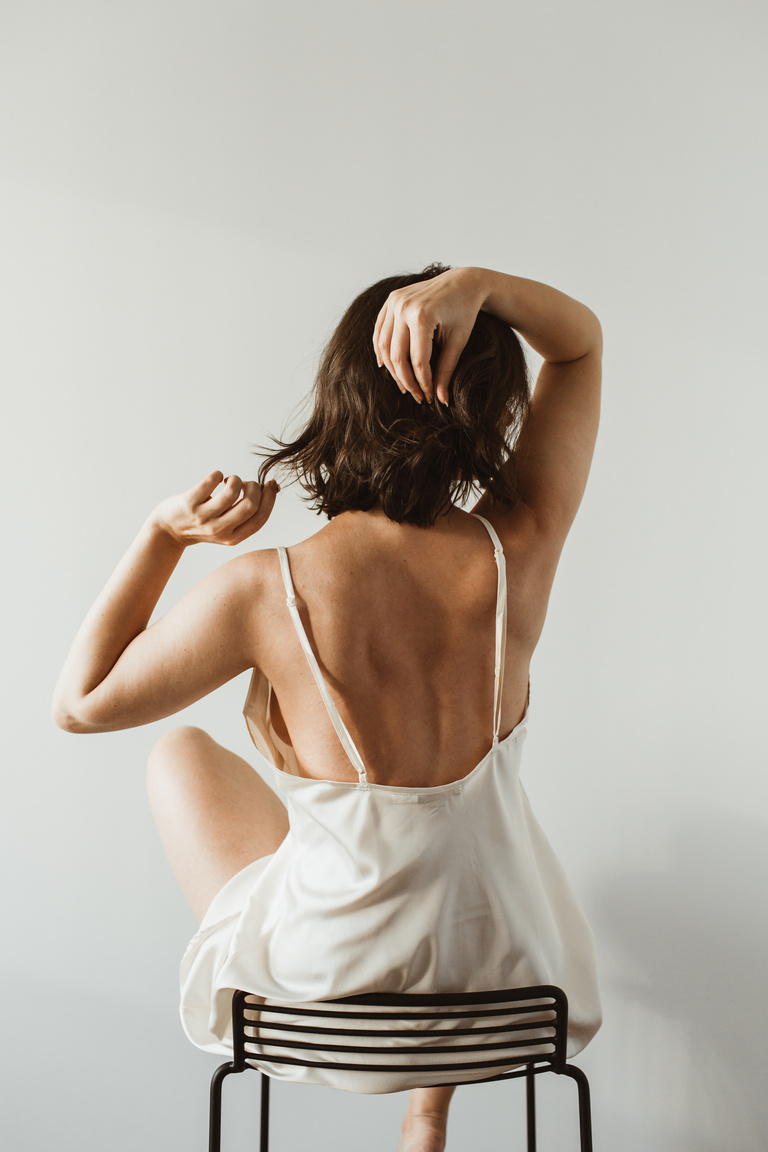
[247,502,554,788]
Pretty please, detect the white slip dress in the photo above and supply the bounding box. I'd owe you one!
[179,514,602,1093]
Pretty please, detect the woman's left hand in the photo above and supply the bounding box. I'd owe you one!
[373,267,486,405]
[151,470,279,548]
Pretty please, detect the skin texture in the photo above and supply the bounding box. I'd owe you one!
[53,266,602,1151]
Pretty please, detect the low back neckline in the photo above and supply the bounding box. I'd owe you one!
[275,513,509,791]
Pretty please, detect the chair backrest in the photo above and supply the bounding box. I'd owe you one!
[230,986,569,1087]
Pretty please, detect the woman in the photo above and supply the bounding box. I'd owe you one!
[53,264,602,1152]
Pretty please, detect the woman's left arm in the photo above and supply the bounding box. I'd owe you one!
[52,470,279,734]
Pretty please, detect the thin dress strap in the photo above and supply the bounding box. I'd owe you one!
[470,514,508,745]
[277,548,370,789]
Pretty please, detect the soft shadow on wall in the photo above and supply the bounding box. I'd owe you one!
[597,812,768,1152]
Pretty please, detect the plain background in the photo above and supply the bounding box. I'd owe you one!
[1,1,766,1149]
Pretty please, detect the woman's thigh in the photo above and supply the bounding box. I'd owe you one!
[147,726,289,923]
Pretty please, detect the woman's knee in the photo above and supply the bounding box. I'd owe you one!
[146,726,216,795]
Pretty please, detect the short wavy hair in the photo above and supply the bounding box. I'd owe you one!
[256,264,530,528]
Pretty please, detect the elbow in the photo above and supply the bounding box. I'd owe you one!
[51,705,82,733]
[578,318,603,364]
[51,695,100,734]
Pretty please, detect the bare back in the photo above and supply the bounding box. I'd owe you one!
[247,501,557,788]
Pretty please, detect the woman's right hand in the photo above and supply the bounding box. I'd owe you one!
[372,267,488,406]
[151,471,279,548]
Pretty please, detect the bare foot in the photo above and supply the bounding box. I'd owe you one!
[398,1107,449,1152]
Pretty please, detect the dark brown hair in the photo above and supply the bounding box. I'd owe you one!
[256,264,530,528]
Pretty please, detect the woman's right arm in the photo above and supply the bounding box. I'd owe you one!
[373,266,602,547]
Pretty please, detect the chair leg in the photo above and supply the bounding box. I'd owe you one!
[525,1068,537,1152]
[209,1062,239,1152]
[260,1073,271,1152]
[560,1064,593,1152]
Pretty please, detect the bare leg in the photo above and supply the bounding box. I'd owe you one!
[398,1086,456,1152]
[147,726,289,923]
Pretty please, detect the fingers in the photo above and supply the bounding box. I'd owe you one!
[373,293,443,405]
[202,473,245,518]
[228,480,279,544]
[375,297,430,404]
[188,473,280,543]
[372,303,387,366]
[189,470,225,503]
[374,270,481,408]
[376,307,405,395]
[409,322,436,403]
[214,478,261,528]
[389,318,425,403]
[433,332,468,406]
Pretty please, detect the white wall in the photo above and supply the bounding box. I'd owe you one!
[2,2,766,1149]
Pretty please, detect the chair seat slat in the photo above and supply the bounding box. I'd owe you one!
[243,1036,556,1057]
[243,1052,555,1074]
[246,1003,556,1022]
[245,1019,554,1039]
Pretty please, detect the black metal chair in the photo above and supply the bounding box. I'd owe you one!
[209,985,593,1152]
